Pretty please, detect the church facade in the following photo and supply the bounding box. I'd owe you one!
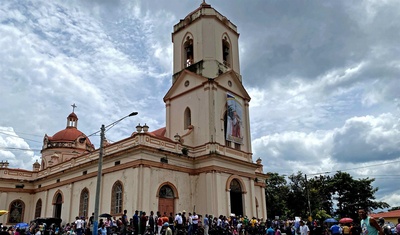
[0,2,267,225]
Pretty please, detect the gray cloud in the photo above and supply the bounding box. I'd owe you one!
[332,114,400,163]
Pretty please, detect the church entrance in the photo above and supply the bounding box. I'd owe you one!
[158,185,175,215]
[230,179,243,216]
[53,193,63,218]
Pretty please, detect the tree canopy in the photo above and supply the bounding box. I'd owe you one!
[265,171,389,221]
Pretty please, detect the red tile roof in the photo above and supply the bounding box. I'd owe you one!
[146,127,173,142]
[370,209,400,218]
[150,127,166,137]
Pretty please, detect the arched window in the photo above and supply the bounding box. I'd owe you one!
[8,200,25,223]
[184,107,191,130]
[183,36,194,68]
[222,35,231,67]
[79,188,89,218]
[111,181,123,214]
[230,179,242,192]
[159,185,175,198]
[35,199,42,218]
[53,192,63,219]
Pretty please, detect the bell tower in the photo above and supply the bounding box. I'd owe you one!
[164,2,252,158]
[171,2,241,82]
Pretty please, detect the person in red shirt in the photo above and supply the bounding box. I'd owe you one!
[157,212,163,235]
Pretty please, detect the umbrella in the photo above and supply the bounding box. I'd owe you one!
[15,222,30,228]
[99,213,112,218]
[0,210,8,216]
[339,218,353,224]
[324,218,337,223]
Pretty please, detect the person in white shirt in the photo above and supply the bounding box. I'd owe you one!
[217,216,222,227]
[192,212,199,235]
[188,213,193,235]
[175,212,183,230]
[299,221,310,235]
[75,216,84,235]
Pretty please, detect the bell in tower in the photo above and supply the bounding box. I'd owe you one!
[171,2,241,82]
[184,37,194,67]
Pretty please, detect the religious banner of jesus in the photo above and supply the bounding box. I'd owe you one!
[226,93,243,144]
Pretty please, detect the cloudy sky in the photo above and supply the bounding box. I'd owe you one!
[1,0,399,209]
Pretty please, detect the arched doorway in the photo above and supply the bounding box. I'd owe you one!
[158,184,175,215]
[53,192,63,219]
[230,179,243,216]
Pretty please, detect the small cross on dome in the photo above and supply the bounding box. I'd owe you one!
[71,103,77,113]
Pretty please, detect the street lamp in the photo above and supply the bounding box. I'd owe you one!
[92,111,138,235]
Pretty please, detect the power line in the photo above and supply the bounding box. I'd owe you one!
[0,147,41,152]
[353,175,400,177]
[0,129,43,137]
[340,160,400,172]
[310,159,400,176]
[12,131,43,137]
[0,131,42,143]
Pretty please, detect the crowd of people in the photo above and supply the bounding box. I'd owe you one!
[1,209,399,235]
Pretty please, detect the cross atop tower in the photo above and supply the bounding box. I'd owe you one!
[71,103,77,113]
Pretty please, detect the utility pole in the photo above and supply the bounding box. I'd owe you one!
[92,112,138,235]
[305,174,312,220]
[93,124,105,235]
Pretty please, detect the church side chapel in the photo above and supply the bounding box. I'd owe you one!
[0,2,267,225]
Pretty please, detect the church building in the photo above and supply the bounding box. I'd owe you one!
[0,2,267,225]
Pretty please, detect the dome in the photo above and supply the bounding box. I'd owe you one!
[67,112,78,119]
[42,110,95,152]
[41,109,95,170]
[50,127,91,145]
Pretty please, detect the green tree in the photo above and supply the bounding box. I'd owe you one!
[308,175,334,216]
[264,171,389,221]
[330,172,390,218]
[265,172,289,219]
[331,172,355,217]
[389,206,400,211]
[287,172,308,218]
[314,209,331,221]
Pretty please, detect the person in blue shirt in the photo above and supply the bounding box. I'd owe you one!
[99,224,107,235]
[267,226,275,235]
[330,223,342,235]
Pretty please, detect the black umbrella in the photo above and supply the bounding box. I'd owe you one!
[99,213,112,218]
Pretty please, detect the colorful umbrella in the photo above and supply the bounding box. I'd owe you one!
[15,222,29,228]
[0,210,8,216]
[339,218,353,223]
[324,218,337,223]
